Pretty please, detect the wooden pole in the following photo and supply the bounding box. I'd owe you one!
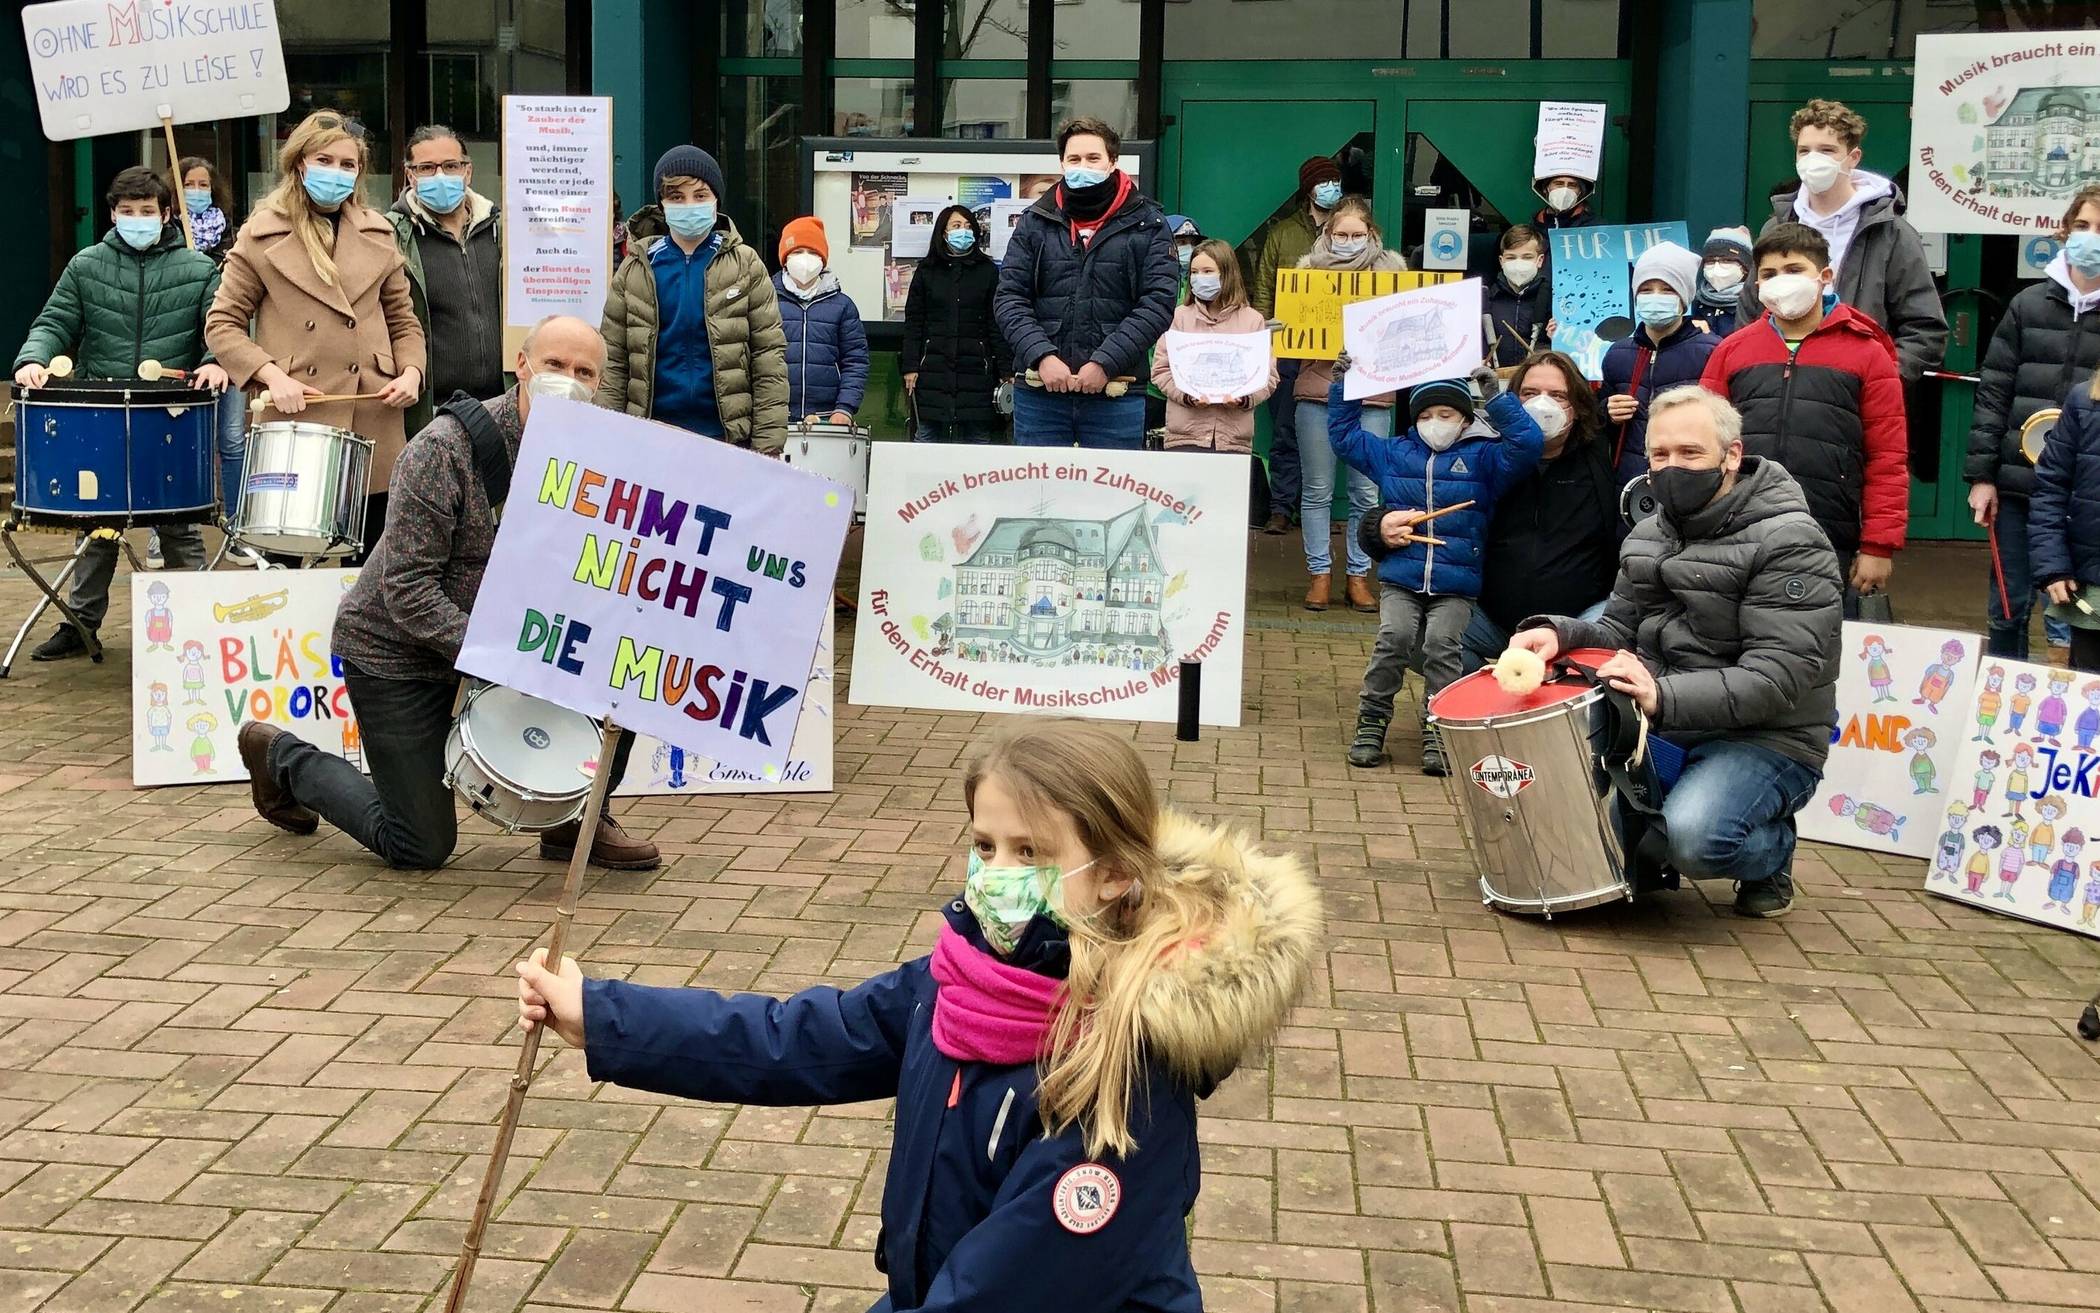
[442,716,621,1313]
[161,115,195,250]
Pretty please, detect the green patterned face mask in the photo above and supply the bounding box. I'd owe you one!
[964,850,1094,955]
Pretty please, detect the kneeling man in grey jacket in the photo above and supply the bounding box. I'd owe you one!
[1510,386,1843,918]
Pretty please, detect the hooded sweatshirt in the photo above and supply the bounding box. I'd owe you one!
[1757,173,1948,383]
[579,812,1321,1313]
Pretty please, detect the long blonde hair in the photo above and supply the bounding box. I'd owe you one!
[964,720,1211,1159]
[261,110,367,287]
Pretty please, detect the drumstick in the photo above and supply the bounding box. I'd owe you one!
[250,392,368,413]
[46,355,73,379]
[1412,500,1475,525]
[138,359,190,382]
[445,716,624,1313]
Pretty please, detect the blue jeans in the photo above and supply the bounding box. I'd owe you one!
[1643,739,1822,885]
[1012,385,1145,448]
[1459,599,1611,674]
[1265,359,1303,514]
[1987,494,2072,658]
[217,387,247,513]
[1297,400,1382,576]
[914,421,992,443]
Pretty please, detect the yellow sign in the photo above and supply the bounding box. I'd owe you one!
[1273,269,1461,360]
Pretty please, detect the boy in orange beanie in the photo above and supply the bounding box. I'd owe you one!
[774,216,868,425]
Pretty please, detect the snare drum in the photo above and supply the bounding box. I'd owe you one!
[233,421,373,557]
[443,685,601,833]
[780,420,871,517]
[1428,648,1631,916]
[9,381,217,526]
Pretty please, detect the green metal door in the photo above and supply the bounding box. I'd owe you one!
[1172,98,1376,246]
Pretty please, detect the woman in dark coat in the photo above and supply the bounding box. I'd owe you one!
[903,204,1003,441]
[2031,372,2100,673]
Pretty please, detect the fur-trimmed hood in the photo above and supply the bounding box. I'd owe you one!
[1137,811,1322,1091]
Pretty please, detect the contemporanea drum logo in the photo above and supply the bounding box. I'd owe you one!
[1470,755,1536,799]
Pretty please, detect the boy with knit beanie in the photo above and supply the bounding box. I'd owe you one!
[1693,227,1754,337]
[773,215,868,425]
[1601,241,1721,482]
[1339,363,1545,774]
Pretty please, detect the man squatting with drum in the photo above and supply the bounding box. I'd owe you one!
[11,166,231,661]
[1503,386,1842,919]
[236,315,661,871]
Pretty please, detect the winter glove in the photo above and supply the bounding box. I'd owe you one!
[1470,363,1502,399]
[1334,350,1352,377]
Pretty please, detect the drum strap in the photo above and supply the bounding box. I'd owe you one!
[1550,660,1664,818]
[437,392,512,516]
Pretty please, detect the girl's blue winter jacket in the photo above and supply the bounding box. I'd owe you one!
[775,270,870,418]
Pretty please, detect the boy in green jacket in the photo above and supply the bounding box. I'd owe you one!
[12,166,226,661]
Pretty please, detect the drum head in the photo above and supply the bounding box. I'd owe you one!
[2021,408,2059,464]
[463,687,600,795]
[1429,647,1619,724]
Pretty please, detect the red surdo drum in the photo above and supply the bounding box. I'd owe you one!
[1428,648,1631,917]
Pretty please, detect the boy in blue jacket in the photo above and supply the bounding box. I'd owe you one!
[1337,362,1545,774]
[774,215,869,424]
[1601,241,1720,484]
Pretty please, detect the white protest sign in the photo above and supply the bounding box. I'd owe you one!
[1908,32,2100,235]
[1799,622,1981,859]
[456,397,851,778]
[852,444,1250,727]
[502,96,614,357]
[1162,329,1271,401]
[1421,208,1470,272]
[1533,101,1607,184]
[22,0,290,139]
[1341,277,1484,401]
[129,569,362,788]
[619,615,834,796]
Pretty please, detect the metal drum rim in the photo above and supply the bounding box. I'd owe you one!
[1431,683,1607,732]
[453,686,598,804]
[246,421,374,447]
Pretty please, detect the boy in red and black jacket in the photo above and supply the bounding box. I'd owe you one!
[1700,222,1907,615]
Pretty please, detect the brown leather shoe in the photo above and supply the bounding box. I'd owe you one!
[1263,512,1291,536]
[539,814,662,870]
[1346,574,1378,613]
[236,722,318,835]
[1304,571,1332,611]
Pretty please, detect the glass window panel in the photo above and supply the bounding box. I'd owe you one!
[1164,0,1403,59]
[1446,0,1529,57]
[837,0,916,58]
[279,0,387,42]
[945,78,1027,138]
[947,0,1028,58]
[723,0,804,57]
[718,76,805,268]
[1541,0,1620,58]
[836,76,917,136]
[1052,79,1137,140]
[1748,0,2051,60]
[1051,0,1137,60]
[263,52,392,208]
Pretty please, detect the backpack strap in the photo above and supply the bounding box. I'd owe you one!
[436,391,512,514]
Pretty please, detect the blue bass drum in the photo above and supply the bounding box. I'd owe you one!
[10,380,218,526]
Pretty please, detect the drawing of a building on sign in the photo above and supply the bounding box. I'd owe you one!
[950,506,1174,669]
[1980,86,2100,199]
[1374,307,1456,376]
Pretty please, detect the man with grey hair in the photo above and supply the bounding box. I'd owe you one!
[235,315,660,873]
[1509,384,1842,918]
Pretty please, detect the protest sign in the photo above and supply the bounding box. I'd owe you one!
[456,396,850,778]
[1161,329,1272,401]
[1800,622,1981,859]
[1550,220,1691,379]
[129,569,360,788]
[22,0,290,139]
[1421,209,1470,272]
[1908,32,2100,235]
[502,96,614,357]
[1533,101,1608,184]
[1273,269,1459,361]
[1341,278,1483,401]
[619,615,834,796]
[851,445,1249,727]
[1931,656,2100,941]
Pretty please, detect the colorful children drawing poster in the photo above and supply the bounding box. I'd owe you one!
[1549,220,1690,379]
[129,569,363,788]
[1800,621,1981,859]
[1932,656,2100,940]
[617,615,834,796]
[850,171,907,248]
[851,445,1251,727]
[1907,33,2100,236]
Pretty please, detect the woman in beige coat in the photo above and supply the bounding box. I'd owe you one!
[207,110,426,554]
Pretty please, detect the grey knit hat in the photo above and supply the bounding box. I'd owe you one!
[652,145,725,201]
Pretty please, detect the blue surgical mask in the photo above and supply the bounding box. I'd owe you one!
[302,165,357,208]
[1331,237,1368,259]
[1190,272,1223,302]
[1312,180,1342,210]
[664,201,716,239]
[1176,245,1194,269]
[1063,165,1111,190]
[414,173,466,214]
[1635,292,1682,328]
[114,215,163,251]
[183,188,213,214]
[945,227,977,253]
[2068,231,2100,276]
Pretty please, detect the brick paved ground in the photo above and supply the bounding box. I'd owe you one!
[2,530,2098,1312]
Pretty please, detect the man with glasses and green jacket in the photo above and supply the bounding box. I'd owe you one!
[387,124,504,436]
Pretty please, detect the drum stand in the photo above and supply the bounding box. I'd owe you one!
[204,519,280,572]
[0,520,141,677]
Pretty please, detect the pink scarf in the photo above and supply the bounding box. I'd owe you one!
[930,924,1064,1065]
